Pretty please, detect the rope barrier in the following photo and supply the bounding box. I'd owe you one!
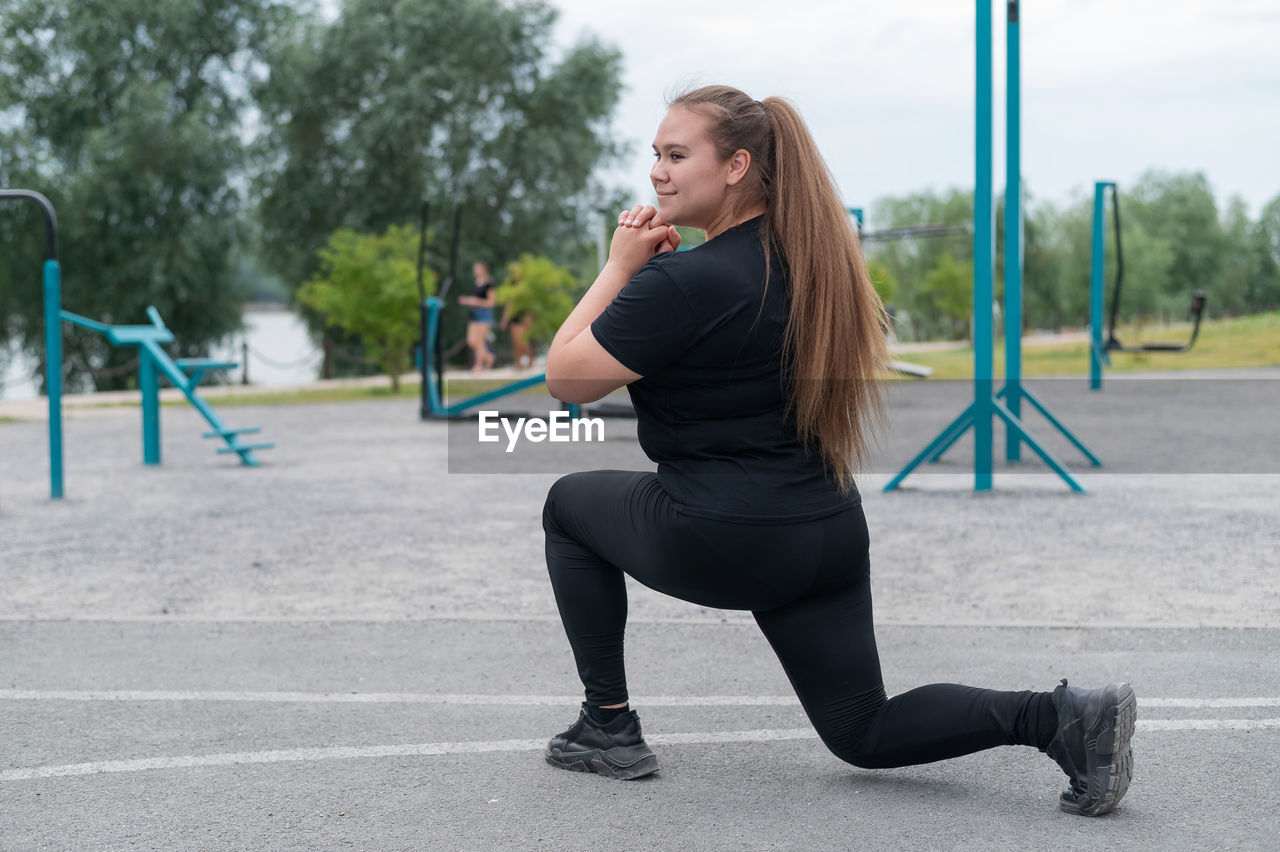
[64,352,141,379]
[245,344,324,370]
[323,338,377,366]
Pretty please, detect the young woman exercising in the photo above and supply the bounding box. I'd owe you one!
[540,85,1135,817]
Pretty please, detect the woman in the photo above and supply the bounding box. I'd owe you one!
[541,85,1135,817]
[458,261,497,372]
[499,303,535,370]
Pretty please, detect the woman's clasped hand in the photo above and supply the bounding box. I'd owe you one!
[608,204,680,273]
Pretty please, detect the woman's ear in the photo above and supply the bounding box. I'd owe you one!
[726,149,752,186]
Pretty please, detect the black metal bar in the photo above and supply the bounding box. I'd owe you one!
[0,189,58,260]
[859,224,969,242]
[416,200,430,302]
[1104,186,1205,354]
[433,202,462,395]
[1106,184,1125,347]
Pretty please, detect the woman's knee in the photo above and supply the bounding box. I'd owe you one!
[542,471,595,534]
[806,686,888,769]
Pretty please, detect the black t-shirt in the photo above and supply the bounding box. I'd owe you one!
[591,217,859,523]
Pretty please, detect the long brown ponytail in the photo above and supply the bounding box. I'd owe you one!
[670,86,889,492]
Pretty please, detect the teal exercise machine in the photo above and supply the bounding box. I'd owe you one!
[413,200,578,420]
[59,306,273,467]
[1,188,271,501]
[884,0,1100,493]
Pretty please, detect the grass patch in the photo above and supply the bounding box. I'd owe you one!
[162,377,552,408]
[895,311,1280,380]
[195,382,422,407]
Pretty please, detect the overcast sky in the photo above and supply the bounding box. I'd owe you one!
[546,0,1280,226]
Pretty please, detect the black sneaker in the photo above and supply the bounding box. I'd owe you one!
[1045,679,1137,816]
[544,704,660,780]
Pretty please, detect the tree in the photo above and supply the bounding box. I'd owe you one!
[297,224,432,392]
[1246,193,1280,312]
[494,254,575,345]
[253,0,624,306]
[920,253,974,340]
[0,0,291,390]
[1125,170,1226,321]
[865,259,899,306]
[865,188,972,340]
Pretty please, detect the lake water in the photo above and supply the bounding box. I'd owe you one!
[0,307,323,400]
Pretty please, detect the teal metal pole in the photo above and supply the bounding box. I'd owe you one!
[1089,182,1110,390]
[139,350,161,465]
[43,259,64,498]
[1004,0,1023,462]
[973,0,994,491]
[425,296,445,413]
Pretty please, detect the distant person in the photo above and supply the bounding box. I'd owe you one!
[538,84,1135,817]
[500,304,535,371]
[458,261,496,372]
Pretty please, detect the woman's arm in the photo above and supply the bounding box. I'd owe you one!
[546,206,678,404]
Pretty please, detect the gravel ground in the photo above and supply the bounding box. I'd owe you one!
[1,370,1277,849]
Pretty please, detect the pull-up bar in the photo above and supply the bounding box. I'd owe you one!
[883,0,1099,493]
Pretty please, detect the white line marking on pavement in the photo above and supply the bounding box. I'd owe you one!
[0,721,1276,782]
[1140,698,1280,708]
[1140,719,1280,731]
[3,690,1280,708]
[0,729,817,782]
[2,614,1276,629]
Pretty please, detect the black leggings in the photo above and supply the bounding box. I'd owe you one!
[543,470,1049,768]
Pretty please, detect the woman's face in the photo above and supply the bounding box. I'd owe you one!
[650,106,736,231]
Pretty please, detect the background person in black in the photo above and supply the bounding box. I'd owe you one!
[540,85,1135,816]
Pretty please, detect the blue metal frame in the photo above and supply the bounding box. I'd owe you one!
[43,258,64,498]
[60,307,272,466]
[422,297,579,418]
[1004,4,1023,463]
[884,1,1097,494]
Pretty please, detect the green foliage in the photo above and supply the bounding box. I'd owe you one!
[1245,193,1280,312]
[494,254,576,344]
[297,224,434,392]
[253,0,624,303]
[864,188,972,340]
[864,175,1280,340]
[673,226,707,251]
[920,253,974,339]
[0,0,291,390]
[865,259,898,305]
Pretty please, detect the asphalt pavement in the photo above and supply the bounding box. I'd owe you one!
[1,372,1278,849]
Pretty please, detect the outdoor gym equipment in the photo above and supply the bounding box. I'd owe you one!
[1,187,271,501]
[1089,181,1208,390]
[884,0,1100,493]
[414,200,579,420]
[59,306,273,467]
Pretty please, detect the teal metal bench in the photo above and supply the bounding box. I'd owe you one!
[60,306,273,467]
